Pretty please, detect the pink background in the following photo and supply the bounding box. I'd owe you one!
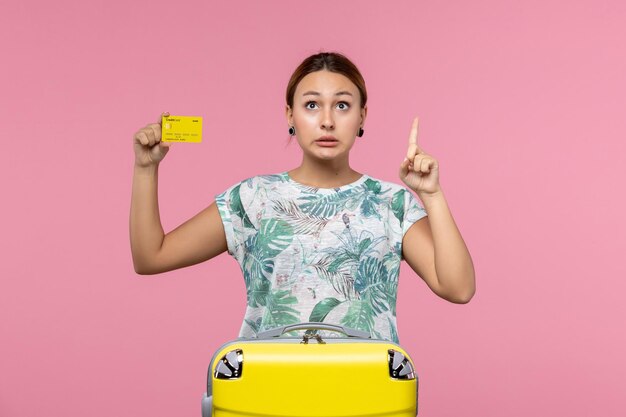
[1,0,625,416]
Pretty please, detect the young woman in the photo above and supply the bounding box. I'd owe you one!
[130,51,475,343]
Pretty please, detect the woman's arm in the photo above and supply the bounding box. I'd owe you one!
[399,117,475,303]
[402,188,475,303]
[129,113,228,275]
[129,164,228,274]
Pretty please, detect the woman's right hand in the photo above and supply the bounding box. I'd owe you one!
[133,111,172,168]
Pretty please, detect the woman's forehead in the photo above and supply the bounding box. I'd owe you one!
[295,70,359,98]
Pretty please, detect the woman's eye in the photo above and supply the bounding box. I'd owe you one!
[305,101,350,110]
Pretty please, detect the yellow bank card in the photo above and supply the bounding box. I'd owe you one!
[161,115,203,143]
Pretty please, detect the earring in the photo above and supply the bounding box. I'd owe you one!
[288,126,295,136]
[357,127,364,137]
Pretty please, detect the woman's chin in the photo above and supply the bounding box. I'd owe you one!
[312,149,342,160]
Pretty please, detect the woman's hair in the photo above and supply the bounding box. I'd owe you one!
[286,51,367,109]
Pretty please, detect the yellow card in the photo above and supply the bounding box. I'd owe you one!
[161,115,203,143]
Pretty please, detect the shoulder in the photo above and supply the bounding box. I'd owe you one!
[215,173,289,227]
[239,173,290,197]
[219,172,288,195]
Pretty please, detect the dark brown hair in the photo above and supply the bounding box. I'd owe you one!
[286,51,367,110]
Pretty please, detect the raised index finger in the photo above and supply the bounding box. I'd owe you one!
[408,116,419,145]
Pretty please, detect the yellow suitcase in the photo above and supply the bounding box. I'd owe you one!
[201,322,419,417]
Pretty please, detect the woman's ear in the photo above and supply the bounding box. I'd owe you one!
[361,105,367,125]
[285,105,292,124]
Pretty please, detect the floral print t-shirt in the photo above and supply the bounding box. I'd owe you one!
[215,171,428,343]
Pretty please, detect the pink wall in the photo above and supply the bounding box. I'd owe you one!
[1,0,625,416]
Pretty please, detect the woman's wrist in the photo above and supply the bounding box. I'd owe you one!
[415,186,443,202]
[134,162,159,175]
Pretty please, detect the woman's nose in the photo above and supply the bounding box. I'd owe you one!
[321,108,334,129]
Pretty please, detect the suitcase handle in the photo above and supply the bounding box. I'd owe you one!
[254,322,372,339]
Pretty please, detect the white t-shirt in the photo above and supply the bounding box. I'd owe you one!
[215,171,428,343]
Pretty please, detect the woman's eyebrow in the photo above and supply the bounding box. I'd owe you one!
[302,91,353,97]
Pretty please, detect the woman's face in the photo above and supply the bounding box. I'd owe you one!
[286,70,366,162]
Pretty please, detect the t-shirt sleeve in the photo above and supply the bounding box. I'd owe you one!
[215,180,251,263]
[401,188,428,237]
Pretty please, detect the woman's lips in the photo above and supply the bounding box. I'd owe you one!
[315,139,338,147]
[315,135,338,147]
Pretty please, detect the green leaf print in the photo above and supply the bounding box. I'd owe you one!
[309,297,343,322]
[381,280,399,316]
[314,228,387,301]
[357,238,372,254]
[260,289,301,331]
[259,174,288,184]
[357,179,395,220]
[359,197,377,218]
[325,227,385,262]
[244,317,263,334]
[229,184,255,229]
[355,257,391,315]
[363,178,382,194]
[391,189,405,224]
[244,266,271,308]
[257,218,294,257]
[359,193,386,220]
[272,199,330,236]
[327,253,357,273]
[242,219,293,308]
[242,236,273,308]
[354,257,388,292]
[394,241,402,256]
[309,256,358,300]
[387,316,399,344]
[382,250,401,287]
[298,181,391,220]
[340,299,375,335]
[298,189,357,218]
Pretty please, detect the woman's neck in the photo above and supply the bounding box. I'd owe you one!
[287,158,362,189]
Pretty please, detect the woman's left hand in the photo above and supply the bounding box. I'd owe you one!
[399,117,441,196]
